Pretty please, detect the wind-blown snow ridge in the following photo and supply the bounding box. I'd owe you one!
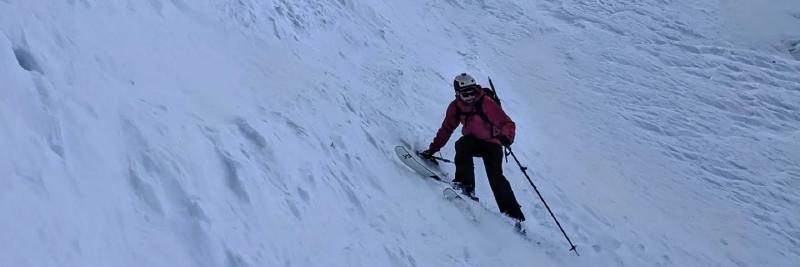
[1,0,798,266]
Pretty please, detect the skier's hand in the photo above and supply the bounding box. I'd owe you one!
[498,136,512,147]
[419,149,436,160]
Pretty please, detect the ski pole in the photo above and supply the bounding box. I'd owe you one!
[505,146,579,256]
[488,77,500,106]
[429,155,453,164]
[416,151,455,164]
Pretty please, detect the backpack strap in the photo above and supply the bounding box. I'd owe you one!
[454,96,497,137]
[475,98,498,137]
[474,97,493,127]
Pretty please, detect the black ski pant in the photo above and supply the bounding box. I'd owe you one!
[454,135,525,221]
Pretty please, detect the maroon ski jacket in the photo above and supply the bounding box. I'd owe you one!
[428,89,516,152]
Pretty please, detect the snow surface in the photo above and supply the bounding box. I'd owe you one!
[1,0,799,266]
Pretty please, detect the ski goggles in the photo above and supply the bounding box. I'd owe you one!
[459,89,478,98]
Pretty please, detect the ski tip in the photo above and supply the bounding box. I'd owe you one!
[442,188,461,200]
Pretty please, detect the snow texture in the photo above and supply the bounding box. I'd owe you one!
[1,0,799,266]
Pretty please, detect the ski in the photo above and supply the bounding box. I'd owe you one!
[395,145,535,234]
[394,145,477,201]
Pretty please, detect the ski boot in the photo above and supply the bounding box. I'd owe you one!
[514,220,527,235]
[451,181,479,202]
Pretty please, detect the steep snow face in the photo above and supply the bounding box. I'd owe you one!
[718,0,800,47]
[1,0,799,267]
[791,41,800,60]
[531,1,800,265]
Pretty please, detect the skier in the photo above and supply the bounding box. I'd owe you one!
[420,73,526,223]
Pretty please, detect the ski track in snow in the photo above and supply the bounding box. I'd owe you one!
[1,0,799,266]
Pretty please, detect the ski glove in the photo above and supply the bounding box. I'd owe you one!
[419,149,436,159]
[498,136,512,147]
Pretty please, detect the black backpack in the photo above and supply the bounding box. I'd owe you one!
[483,87,502,108]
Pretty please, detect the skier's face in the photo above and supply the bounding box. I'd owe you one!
[459,88,478,104]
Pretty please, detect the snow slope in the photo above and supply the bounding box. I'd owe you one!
[1,0,798,266]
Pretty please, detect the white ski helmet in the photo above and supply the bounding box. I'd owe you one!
[453,73,477,91]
